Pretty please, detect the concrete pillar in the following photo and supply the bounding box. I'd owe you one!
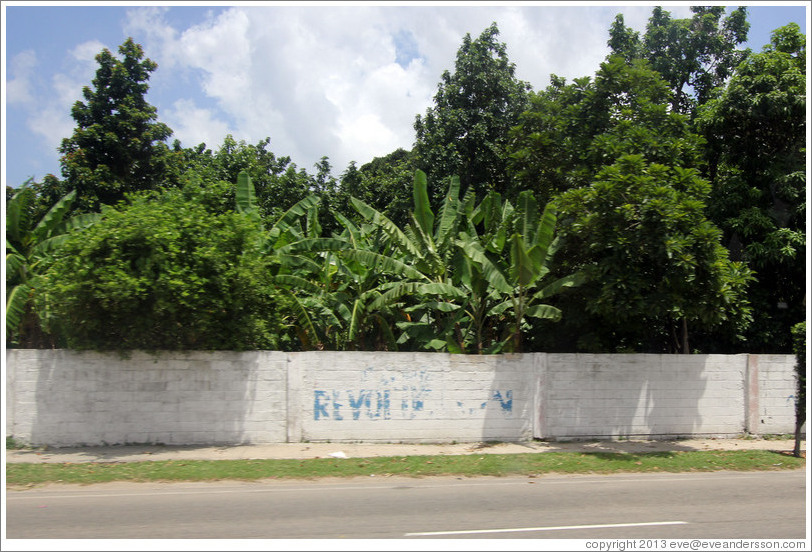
[745,354,760,435]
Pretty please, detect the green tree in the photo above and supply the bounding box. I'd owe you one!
[553,155,753,353]
[696,23,806,352]
[35,185,288,351]
[608,6,750,114]
[510,55,704,202]
[455,190,586,353]
[333,148,416,229]
[174,135,313,220]
[346,171,583,353]
[57,38,174,212]
[413,22,530,208]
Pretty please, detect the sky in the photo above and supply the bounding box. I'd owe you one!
[2,1,809,189]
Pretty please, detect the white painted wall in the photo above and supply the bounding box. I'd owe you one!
[4,350,801,446]
[754,354,801,435]
[5,350,289,447]
[540,354,748,439]
[289,351,536,443]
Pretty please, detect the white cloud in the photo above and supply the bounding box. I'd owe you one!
[6,50,38,105]
[163,98,231,150]
[25,40,107,154]
[70,39,107,64]
[28,106,74,154]
[118,4,699,174]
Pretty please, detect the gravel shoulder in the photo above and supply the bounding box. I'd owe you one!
[5,437,804,464]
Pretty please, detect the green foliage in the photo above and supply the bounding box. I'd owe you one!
[334,149,416,229]
[696,23,806,352]
[414,22,530,208]
[344,170,583,354]
[35,187,288,351]
[57,38,174,212]
[608,6,750,114]
[509,55,704,203]
[553,155,753,353]
[11,20,806,355]
[6,183,99,347]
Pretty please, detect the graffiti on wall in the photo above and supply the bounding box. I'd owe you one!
[313,367,513,421]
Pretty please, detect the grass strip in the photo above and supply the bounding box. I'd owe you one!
[6,450,804,487]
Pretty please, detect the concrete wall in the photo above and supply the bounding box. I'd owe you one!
[289,352,536,443]
[750,354,801,435]
[5,350,801,447]
[6,350,289,447]
[539,354,747,439]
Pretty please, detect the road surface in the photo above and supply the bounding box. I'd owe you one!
[5,470,806,540]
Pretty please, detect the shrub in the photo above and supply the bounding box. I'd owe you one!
[36,188,290,351]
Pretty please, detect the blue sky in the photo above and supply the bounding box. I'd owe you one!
[2,2,809,189]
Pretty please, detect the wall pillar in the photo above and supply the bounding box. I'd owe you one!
[533,353,547,439]
[745,354,760,435]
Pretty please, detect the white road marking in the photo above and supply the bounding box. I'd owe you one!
[404,520,688,536]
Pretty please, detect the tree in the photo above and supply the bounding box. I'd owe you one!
[696,23,806,352]
[345,170,583,353]
[413,22,530,208]
[510,55,704,203]
[608,6,750,114]
[35,185,289,351]
[174,135,313,220]
[6,183,99,347]
[454,190,586,353]
[57,38,174,212]
[333,148,416,229]
[553,155,753,353]
[791,322,805,458]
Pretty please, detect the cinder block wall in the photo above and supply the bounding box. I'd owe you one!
[539,354,748,439]
[5,350,801,446]
[753,354,801,435]
[289,351,536,443]
[5,350,288,446]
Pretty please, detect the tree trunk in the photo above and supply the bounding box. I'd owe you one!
[794,415,805,458]
[682,318,690,354]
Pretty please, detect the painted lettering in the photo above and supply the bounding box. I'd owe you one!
[492,390,513,413]
[314,390,329,420]
[347,390,368,420]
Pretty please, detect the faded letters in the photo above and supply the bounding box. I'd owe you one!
[313,367,513,421]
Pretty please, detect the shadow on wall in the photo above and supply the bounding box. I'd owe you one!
[479,354,536,442]
[27,350,281,447]
[540,354,743,440]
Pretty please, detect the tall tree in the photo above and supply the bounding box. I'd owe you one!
[174,135,313,220]
[695,23,806,352]
[510,55,704,203]
[413,22,530,208]
[57,38,174,212]
[608,6,749,114]
[510,54,752,353]
[552,155,753,353]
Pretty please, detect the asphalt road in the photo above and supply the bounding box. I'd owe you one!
[5,470,807,540]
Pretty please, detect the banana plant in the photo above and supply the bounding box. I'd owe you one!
[350,170,478,352]
[456,190,587,352]
[236,170,401,351]
[6,183,99,344]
